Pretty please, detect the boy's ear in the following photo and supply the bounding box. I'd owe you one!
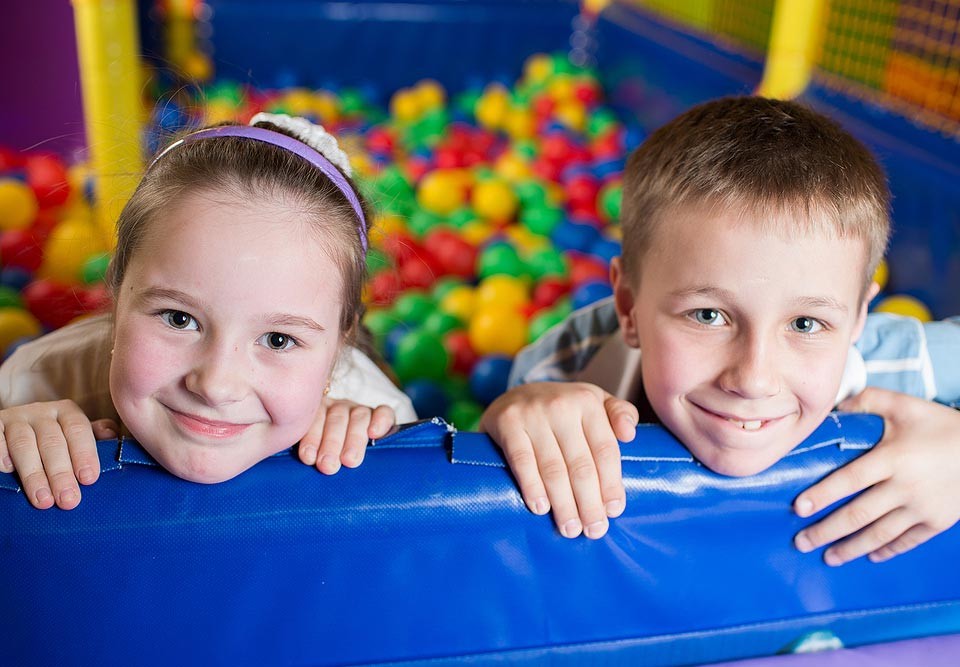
[852,280,881,342]
[611,257,641,349]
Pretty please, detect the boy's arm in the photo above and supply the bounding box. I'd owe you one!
[0,400,115,510]
[793,387,960,565]
[480,382,638,539]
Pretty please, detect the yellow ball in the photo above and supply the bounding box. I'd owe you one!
[475,85,510,130]
[472,179,518,223]
[494,152,533,182]
[475,275,530,312]
[283,88,316,117]
[439,285,476,322]
[469,306,529,356]
[0,308,41,355]
[182,51,213,82]
[390,88,422,123]
[375,213,408,237]
[39,217,107,284]
[872,259,889,291]
[312,92,340,124]
[873,294,933,322]
[547,74,576,102]
[505,225,549,253]
[414,79,446,110]
[504,107,536,140]
[523,53,554,85]
[460,220,496,245]
[204,99,238,125]
[0,180,38,231]
[554,100,587,132]
[417,170,467,216]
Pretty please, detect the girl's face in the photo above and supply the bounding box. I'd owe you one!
[109,190,344,483]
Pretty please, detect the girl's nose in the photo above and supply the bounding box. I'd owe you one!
[184,344,248,406]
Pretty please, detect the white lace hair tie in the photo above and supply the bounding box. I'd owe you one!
[249,112,353,176]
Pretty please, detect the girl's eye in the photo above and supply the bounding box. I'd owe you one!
[791,317,823,334]
[693,308,727,326]
[160,310,198,331]
[259,332,296,351]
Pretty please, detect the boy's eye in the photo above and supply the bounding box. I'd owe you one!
[693,308,727,326]
[259,332,296,351]
[791,317,823,334]
[161,310,198,331]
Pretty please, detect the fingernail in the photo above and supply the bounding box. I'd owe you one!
[795,498,814,517]
[1,455,11,471]
[530,497,549,515]
[78,467,95,485]
[36,487,52,504]
[794,532,813,553]
[319,455,340,474]
[60,488,79,506]
[824,550,842,567]
[584,520,608,539]
[605,499,625,517]
[299,447,317,465]
[560,518,582,538]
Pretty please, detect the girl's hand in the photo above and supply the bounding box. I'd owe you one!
[297,398,396,474]
[479,382,638,540]
[793,387,960,565]
[0,400,115,510]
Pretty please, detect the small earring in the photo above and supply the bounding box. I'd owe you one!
[323,383,331,396]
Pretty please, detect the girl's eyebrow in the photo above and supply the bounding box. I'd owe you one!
[136,286,204,311]
[266,314,326,333]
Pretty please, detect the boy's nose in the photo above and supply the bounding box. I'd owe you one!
[720,334,781,400]
[184,344,248,406]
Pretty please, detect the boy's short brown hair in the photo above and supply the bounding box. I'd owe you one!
[620,97,890,288]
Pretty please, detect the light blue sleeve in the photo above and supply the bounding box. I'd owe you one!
[856,313,960,406]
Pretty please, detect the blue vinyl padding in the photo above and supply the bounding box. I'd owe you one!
[3,413,960,666]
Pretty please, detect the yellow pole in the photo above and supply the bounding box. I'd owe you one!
[71,0,144,248]
[758,0,828,99]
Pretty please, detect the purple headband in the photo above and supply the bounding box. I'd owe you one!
[151,125,368,252]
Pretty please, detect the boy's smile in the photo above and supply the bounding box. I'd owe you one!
[613,205,875,476]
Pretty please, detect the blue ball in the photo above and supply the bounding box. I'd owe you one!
[469,355,513,406]
[589,237,621,263]
[550,220,602,253]
[0,267,32,292]
[383,323,412,363]
[592,158,625,179]
[403,379,449,420]
[572,280,613,311]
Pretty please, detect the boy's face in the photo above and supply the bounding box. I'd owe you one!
[612,206,876,476]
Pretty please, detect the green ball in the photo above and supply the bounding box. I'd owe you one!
[599,181,622,223]
[206,80,244,106]
[552,297,573,319]
[338,89,367,116]
[526,247,569,280]
[0,286,23,309]
[422,310,463,337]
[477,243,526,279]
[441,375,472,404]
[529,308,568,342]
[447,207,475,229]
[363,309,400,351]
[393,330,449,383]
[587,108,619,139]
[521,202,563,236]
[81,252,111,285]
[431,277,465,301]
[447,399,483,431]
[551,52,576,75]
[408,208,443,237]
[455,89,483,118]
[392,291,435,326]
[366,248,391,274]
[513,141,539,161]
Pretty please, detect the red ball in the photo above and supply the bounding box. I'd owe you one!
[26,153,70,209]
[532,156,562,183]
[0,145,24,171]
[399,252,442,290]
[366,126,395,155]
[423,229,478,279]
[404,156,433,183]
[368,270,402,307]
[565,174,601,208]
[433,145,462,170]
[381,232,421,265]
[443,330,479,375]
[79,283,111,313]
[591,129,624,161]
[540,132,572,163]
[0,229,44,271]
[29,209,60,244]
[23,279,87,329]
[532,277,571,309]
[574,80,602,107]
[569,253,610,286]
[532,94,556,119]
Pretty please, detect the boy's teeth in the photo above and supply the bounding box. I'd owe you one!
[728,418,763,431]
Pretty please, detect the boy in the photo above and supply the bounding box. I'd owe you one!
[481,97,960,566]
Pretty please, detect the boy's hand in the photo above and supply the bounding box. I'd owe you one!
[479,382,638,540]
[297,398,395,474]
[0,400,111,510]
[793,387,960,565]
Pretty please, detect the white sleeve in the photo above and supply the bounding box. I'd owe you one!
[326,346,417,423]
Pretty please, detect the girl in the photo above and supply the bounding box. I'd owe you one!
[0,113,416,510]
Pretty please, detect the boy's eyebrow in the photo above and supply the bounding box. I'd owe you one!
[669,287,849,313]
[790,296,849,313]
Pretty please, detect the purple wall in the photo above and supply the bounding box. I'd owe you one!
[1,0,86,158]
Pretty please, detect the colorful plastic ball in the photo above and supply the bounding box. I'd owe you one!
[459,220,496,246]
[472,179,518,223]
[439,285,476,322]
[873,259,889,291]
[551,220,602,252]
[423,228,478,278]
[532,277,571,309]
[398,252,442,290]
[529,305,568,342]
[0,308,42,356]
[39,217,105,284]
[366,270,402,307]
[469,355,514,406]
[0,229,43,272]
[22,279,87,329]
[363,309,399,349]
[474,274,530,312]
[571,280,613,310]
[421,310,463,337]
[393,329,449,383]
[0,180,38,231]
[390,88,422,123]
[431,276,466,301]
[469,306,529,356]
[569,253,611,286]
[526,247,569,280]
[81,252,111,284]
[383,323,413,363]
[477,242,526,280]
[873,294,933,322]
[414,79,447,111]
[407,208,443,238]
[523,53,554,85]
[392,291,435,326]
[520,201,564,237]
[0,267,33,292]
[597,180,622,223]
[417,170,467,217]
[25,154,70,209]
[447,399,484,431]
[404,379,449,420]
[443,329,479,375]
[589,237,621,264]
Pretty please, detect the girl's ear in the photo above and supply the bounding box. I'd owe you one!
[611,258,641,349]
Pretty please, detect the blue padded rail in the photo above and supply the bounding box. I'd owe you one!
[2,413,960,666]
